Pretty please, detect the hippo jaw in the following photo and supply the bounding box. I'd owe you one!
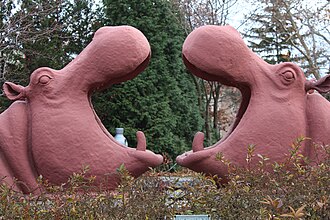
[83,46,164,171]
[177,27,255,177]
[176,57,252,177]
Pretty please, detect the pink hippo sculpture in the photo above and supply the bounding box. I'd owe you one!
[0,26,163,193]
[176,25,330,181]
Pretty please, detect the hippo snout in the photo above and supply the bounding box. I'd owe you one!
[62,25,152,89]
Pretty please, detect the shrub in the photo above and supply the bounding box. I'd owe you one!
[0,139,329,219]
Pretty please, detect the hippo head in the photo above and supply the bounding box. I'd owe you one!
[3,26,163,189]
[176,25,330,181]
[5,26,152,100]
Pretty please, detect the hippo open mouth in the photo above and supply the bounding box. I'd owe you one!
[185,53,251,148]
[91,53,152,152]
[176,53,251,173]
[175,25,263,176]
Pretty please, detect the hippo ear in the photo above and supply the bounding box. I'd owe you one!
[305,75,330,94]
[3,82,26,101]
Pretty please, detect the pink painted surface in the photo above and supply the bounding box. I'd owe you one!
[176,25,330,181]
[0,26,163,193]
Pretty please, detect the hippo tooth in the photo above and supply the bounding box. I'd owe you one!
[192,132,204,152]
[136,131,147,151]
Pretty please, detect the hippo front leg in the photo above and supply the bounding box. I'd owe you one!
[0,101,40,194]
[0,152,18,191]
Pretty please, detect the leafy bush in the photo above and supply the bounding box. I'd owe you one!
[1,139,329,219]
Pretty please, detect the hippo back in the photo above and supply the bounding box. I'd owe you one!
[306,93,330,162]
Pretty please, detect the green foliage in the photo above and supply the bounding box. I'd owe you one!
[0,0,101,112]
[0,96,10,113]
[17,0,102,75]
[1,141,329,219]
[94,0,202,159]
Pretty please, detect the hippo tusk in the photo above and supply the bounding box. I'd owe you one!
[136,131,147,151]
[192,132,204,152]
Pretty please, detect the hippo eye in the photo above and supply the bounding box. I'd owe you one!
[38,75,52,85]
[283,71,294,80]
[280,70,295,85]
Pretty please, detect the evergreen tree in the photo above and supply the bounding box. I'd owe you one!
[244,0,294,64]
[96,0,203,160]
[0,0,101,112]
[20,0,102,74]
[245,0,329,79]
